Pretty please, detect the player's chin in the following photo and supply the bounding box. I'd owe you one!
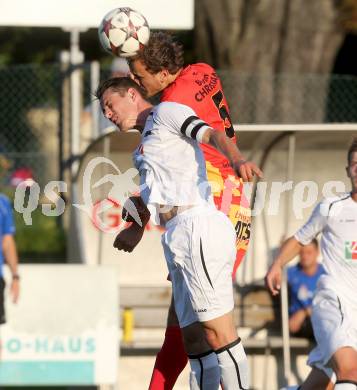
[118,124,130,132]
[120,120,138,132]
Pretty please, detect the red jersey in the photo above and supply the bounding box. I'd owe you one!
[161,63,250,274]
[161,63,236,169]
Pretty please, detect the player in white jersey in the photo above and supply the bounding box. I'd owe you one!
[266,138,357,390]
[95,77,263,390]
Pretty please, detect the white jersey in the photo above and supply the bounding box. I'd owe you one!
[295,193,357,309]
[133,102,214,224]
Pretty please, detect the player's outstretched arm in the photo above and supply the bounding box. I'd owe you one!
[265,236,303,296]
[113,196,150,253]
[202,129,263,182]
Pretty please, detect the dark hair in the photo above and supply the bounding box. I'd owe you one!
[347,137,357,165]
[95,77,145,100]
[129,32,184,75]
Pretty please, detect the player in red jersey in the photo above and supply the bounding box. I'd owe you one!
[128,32,253,389]
[160,62,251,276]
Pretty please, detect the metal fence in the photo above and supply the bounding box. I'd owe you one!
[0,64,62,187]
[0,62,356,189]
[219,72,357,124]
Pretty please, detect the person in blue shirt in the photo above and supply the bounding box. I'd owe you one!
[287,238,325,339]
[0,194,20,324]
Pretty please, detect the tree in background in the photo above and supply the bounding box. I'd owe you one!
[194,0,356,123]
[195,0,342,72]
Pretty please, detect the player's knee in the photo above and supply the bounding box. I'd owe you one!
[336,367,357,381]
[204,328,221,350]
[204,326,237,350]
[201,311,237,350]
[333,349,357,380]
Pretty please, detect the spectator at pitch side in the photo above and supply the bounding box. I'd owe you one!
[287,238,325,339]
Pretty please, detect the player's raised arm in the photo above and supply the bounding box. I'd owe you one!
[202,129,263,182]
[157,102,263,182]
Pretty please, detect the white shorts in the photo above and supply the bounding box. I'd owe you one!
[161,205,236,328]
[308,277,357,371]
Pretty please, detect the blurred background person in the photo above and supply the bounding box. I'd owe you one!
[287,238,325,340]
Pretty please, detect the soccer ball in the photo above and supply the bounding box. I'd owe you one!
[98,7,150,58]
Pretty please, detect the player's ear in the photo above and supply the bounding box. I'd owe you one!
[159,69,170,83]
[127,87,137,101]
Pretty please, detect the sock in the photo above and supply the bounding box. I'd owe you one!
[148,325,188,390]
[335,381,357,389]
[188,350,221,390]
[215,338,249,390]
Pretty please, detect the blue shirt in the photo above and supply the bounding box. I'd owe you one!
[287,263,326,315]
[0,195,15,276]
